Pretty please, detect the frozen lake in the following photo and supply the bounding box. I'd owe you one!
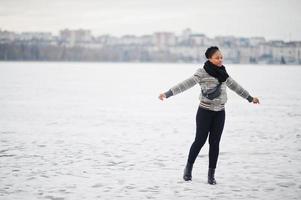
[0,62,301,199]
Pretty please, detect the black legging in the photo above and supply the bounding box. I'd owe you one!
[187,106,225,169]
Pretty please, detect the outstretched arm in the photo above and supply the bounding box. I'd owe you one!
[159,69,204,100]
[225,76,256,103]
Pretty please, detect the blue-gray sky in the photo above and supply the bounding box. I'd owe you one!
[0,0,300,41]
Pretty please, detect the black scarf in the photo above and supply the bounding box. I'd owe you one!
[203,60,229,82]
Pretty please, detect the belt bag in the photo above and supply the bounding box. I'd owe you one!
[201,82,222,100]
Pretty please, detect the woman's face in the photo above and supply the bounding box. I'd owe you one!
[209,50,223,67]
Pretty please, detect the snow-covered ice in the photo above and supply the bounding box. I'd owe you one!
[0,62,300,199]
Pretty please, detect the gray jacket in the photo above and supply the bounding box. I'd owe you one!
[164,67,253,111]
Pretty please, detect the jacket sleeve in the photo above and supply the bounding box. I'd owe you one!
[225,76,253,102]
[164,69,204,98]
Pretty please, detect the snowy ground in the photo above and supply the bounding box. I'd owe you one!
[0,62,301,200]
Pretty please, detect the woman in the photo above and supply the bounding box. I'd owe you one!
[158,46,260,185]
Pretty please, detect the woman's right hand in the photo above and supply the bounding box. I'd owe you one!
[252,97,260,104]
[158,93,166,101]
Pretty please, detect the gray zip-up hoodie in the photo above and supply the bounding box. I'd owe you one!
[164,67,254,111]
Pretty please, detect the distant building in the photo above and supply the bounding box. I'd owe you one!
[237,47,258,63]
[118,35,146,46]
[272,41,301,64]
[214,36,237,47]
[153,32,176,49]
[18,32,53,41]
[140,35,155,46]
[0,27,300,64]
[249,37,266,46]
[181,28,192,41]
[0,30,16,42]
[59,29,92,46]
[190,34,207,46]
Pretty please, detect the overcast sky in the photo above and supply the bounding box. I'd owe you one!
[0,0,300,41]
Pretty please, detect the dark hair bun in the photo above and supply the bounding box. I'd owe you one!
[205,46,219,59]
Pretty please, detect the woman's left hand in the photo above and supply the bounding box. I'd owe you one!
[252,97,260,104]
